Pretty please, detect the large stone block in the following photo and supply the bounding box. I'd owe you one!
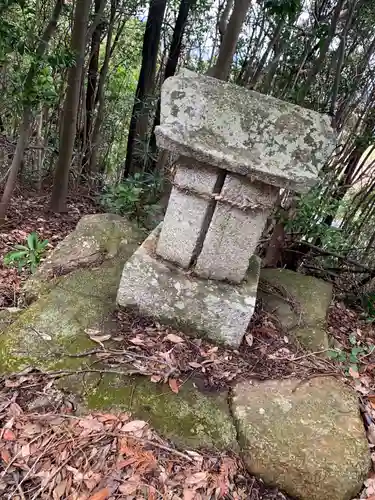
[155,69,336,193]
[117,226,261,347]
[232,377,370,500]
[156,162,220,268]
[195,175,278,283]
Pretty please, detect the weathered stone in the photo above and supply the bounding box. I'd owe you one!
[61,372,237,450]
[0,220,146,373]
[259,268,332,351]
[0,308,22,334]
[231,377,370,500]
[195,175,278,282]
[156,162,220,268]
[155,69,336,193]
[117,226,260,347]
[23,213,140,303]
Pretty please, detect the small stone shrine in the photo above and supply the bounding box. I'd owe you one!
[117,69,336,347]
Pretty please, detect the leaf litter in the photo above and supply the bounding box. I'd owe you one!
[0,370,291,499]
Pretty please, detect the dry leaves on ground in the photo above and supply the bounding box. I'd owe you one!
[0,371,290,500]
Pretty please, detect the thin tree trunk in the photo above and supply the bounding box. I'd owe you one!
[250,18,284,88]
[297,0,345,104]
[50,0,91,212]
[82,0,106,176]
[148,0,196,171]
[123,0,167,178]
[329,0,357,119]
[89,0,117,174]
[0,0,64,223]
[208,0,252,81]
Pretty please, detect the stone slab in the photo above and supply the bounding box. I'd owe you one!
[232,377,370,500]
[195,176,277,283]
[156,163,219,267]
[155,69,336,192]
[117,226,261,347]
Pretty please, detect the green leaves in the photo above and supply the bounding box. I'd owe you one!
[327,337,375,376]
[3,231,48,273]
[100,172,163,225]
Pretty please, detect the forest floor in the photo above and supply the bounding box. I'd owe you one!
[0,193,375,499]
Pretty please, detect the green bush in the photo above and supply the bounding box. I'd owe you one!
[3,232,48,273]
[100,172,162,224]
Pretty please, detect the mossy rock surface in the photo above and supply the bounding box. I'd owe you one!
[23,213,139,303]
[61,372,237,451]
[0,308,22,334]
[0,218,145,373]
[259,268,332,351]
[232,377,370,500]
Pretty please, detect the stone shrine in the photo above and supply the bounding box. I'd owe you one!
[117,69,336,347]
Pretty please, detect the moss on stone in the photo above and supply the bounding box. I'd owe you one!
[23,214,145,303]
[232,377,370,500]
[60,372,237,450]
[0,221,145,374]
[259,268,332,351]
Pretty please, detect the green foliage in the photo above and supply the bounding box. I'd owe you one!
[361,292,375,323]
[100,172,163,224]
[285,186,350,253]
[327,335,375,374]
[4,232,48,273]
[264,0,302,20]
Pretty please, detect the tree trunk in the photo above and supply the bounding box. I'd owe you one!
[297,0,345,104]
[218,0,234,41]
[50,0,91,212]
[250,18,284,88]
[82,0,106,176]
[123,0,167,178]
[88,0,117,174]
[0,0,64,223]
[148,0,196,171]
[208,0,251,81]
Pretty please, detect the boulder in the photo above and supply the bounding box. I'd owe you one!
[259,268,332,351]
[0,217,146,372]
[23,213,138,302]
[231,377,370,500]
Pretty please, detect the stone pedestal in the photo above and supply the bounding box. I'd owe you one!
[117,69,336,347]
[117,226,261,347]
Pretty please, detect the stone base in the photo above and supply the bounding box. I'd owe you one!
[116,227,261,347]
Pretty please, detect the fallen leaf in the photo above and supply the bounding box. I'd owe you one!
[2,429,16,441]
[188,362,202,369]
[53,480,67,499]
[1,449,11,463]
[89,334,111,344]
[168,378,179,394]
[349,366,360,379]
[245,334,253,347]
[367,423,375,444]
[164,333,184,344]
[185,471,208,489]
[129,336,145,345]
[121,420,147,433]
[150,374,162,383]
[78,418,104,432]
[88,487,110,500]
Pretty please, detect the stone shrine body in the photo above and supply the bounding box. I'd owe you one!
[117,69,336,347]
